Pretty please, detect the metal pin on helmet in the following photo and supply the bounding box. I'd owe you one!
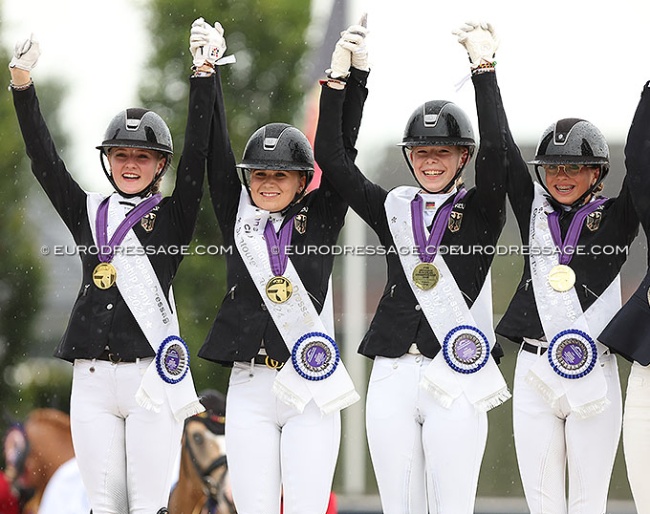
[237,123,315,198]
[97,108,173,198]
[529,118,609,208]
[398,100,476,193]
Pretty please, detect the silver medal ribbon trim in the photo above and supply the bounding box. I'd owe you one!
[156,335,191,384]
[291,332,340,381]
[442,325,490,374]
[547,329,597,380]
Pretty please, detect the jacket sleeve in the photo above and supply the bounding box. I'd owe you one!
[469,71,509,230]
[624,81,650,231]
[206,68,241,235]
[168,73,218,244]
[314,67,369,222]
[12,85,87,238]
[471,71,535,239]
[314,70,389,233]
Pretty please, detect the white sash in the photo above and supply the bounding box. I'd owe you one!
[87,193,203,422]
[233,188,359,414]
[385,186,510,411]
[527,183,621,417]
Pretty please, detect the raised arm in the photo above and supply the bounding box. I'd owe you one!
[454,22,531,233]
[624,81,650,229]
[10,36,87,235]
[314,19,389,232]
[190,19,240,233]
[167,20,220,243]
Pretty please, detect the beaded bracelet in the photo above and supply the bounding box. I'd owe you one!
[8,79,33,91]
[471,60,496,76]
[472,66,495,75]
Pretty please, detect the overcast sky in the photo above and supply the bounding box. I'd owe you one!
[3,0,650,188]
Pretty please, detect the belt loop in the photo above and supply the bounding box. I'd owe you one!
[249,358,255,377]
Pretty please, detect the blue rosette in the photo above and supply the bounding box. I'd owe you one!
[156,335,190,384]
[291,332,340,381]
[547,329,597,379]
[442,325,490,374]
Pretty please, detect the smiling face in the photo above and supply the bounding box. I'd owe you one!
[409,145,468,193]
[248,169,306,212]
[544,164,600,205]
[108,147,166,195]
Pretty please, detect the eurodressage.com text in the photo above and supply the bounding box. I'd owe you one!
[40,244,629,258]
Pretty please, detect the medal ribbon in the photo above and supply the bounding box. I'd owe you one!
[547,197,607,265]
[95,194,162,263]
[411,189,467,262]
[264,217,295,276]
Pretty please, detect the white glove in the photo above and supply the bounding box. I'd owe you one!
[190,17,227,68]
[9,35,41,71]
[328,35,352,79]
[452,21,499,68]
[345,22,369,71]
[328,14,369,79]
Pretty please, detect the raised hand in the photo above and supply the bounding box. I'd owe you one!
[452,22,499,68]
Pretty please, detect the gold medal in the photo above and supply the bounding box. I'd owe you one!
[93,262,117,290]
[412,263,439,290]
[548,264,576,292]
[266,276,293,304]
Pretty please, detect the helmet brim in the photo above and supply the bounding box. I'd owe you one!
[237,162,313,172]
[528,155,609,166]
[97,140,173,155]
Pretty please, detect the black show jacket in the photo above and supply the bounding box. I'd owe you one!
[12,76,216,361]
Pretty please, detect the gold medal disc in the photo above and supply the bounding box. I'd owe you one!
[412,263,440,290]
[93,262,117,290]
[548,264,576,292]
[266,276,293,304]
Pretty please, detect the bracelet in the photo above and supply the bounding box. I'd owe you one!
[8,79,33,91]
[472,66,495,76]
[192,70,215,78]
[319,78,346,90]
[191,62,216,73]
[471,60,496,75]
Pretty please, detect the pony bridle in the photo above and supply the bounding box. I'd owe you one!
[184,418,235,514]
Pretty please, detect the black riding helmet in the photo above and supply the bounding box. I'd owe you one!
[97,108,173,198]
[398,100,476,193]
[530,118,609,208]
[237,123,314,205]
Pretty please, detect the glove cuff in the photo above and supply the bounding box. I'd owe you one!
[326,68,350,80]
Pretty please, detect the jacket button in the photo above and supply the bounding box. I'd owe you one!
[106,304,113,310]
[261,303,267,311]
[415,305,421,311]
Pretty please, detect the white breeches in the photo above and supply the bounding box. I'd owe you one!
[365,355,488,514]
[513,349,621,514]
[70,359,183,514]
[225,363,341,514]
[623,361,650,514]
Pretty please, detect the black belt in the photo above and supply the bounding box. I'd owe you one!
[253,354,285,370]
[96,349,138,363]
[521,342,548,355]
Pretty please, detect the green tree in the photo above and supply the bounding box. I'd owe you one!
[142,0,312,392]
